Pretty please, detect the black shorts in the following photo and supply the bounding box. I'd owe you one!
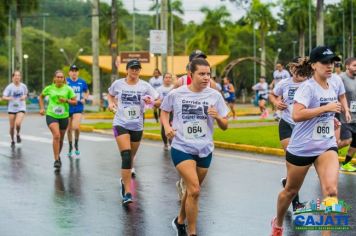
[258,95,267,101]
[279,119,295,141]
[286,147,338,166]
[46,115,69,130]
[340,123,356,148]
[113,125,143,142]
[8,111,25,115]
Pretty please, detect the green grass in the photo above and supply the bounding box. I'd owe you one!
[228,119,275,124]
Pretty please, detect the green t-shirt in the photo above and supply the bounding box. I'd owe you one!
[42,84,76,119]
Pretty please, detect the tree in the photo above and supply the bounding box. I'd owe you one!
[282,0,311,57]
[10,0,38,72]
[187,6,231,55]
[246,0,276,76]
[316,0,324,45]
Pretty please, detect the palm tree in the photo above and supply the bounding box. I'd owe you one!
[246,0,276,76]
[283,0,312,57]
[187,6,230,55]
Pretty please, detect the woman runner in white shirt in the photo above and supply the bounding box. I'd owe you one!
[2,70,28,147]
[108,59,160,205]
[161,58,229,236]
[271,46,351,236]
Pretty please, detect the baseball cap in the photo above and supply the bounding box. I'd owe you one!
[70,65,79,71]
[126,59,142,69]
[309,46,341,63]
[189,50,207,62]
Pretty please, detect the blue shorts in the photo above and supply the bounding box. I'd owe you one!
[69,104,84,116]
[171,147,212,168]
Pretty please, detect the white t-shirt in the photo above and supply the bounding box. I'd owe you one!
[156,84,174,102]
[149,76,163,90]
[252,82,269,99]
[287,78,344,157]
[3,83,28,113]
[273,69,290,86]
[273,78,305,125]
[160,86,229,157]
[108,78,159,131]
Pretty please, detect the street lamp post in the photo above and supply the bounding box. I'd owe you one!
[23,54,29,85]
[59,48,70,65]
[274,48,282,65]
[42,13,49,90]
[59,48,84,65]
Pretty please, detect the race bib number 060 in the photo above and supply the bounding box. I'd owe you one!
[183,120,208,139]
[123,106,140,120]
[312,120,334,140]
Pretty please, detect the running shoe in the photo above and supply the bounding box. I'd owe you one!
[164,144,169,151]
[122,193,133,205]
[67,151,73,158]
[270,217,283,236]
[120,178,125,198]
[171,217,187,236]
[340,162,356,172]
[131,168,136,177]
[176,180,183,200]
[16,135,21,143]
[54,160,61,169]
[11,141,15,147]
[75,150,80,158]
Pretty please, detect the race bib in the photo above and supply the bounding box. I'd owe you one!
[350,101,356,112]
[53,106,65,115]
[123,106,140,120]
[312,120,334,140]
[76,93,81,101]
[183,120,208,139]
[12,102,19,108]
[224,92,230,99]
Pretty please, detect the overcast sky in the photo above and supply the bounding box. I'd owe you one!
[102,0,341,24]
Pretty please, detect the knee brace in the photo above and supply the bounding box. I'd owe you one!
[121,150,132,169]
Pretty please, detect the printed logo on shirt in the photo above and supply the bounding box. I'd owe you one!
[13,90,23,98]
[288,87,298,101]
[319,96,338,119]
[181,99,209,139]
[121,90,142,105]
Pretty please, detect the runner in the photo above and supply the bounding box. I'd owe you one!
[2,70,28,147]
[252,76,269,119]
[337,57,356,171]
[270,63,291,120]
[66,65,89,158]
[156,72,174,150]
[271,46,351,236]
[269,57,309,211]
[149,68,163,123]
[222,77,236,119]
[161,58,229,236]
[39,70,77,169]
[107,59,160,205]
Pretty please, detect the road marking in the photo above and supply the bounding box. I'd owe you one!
[0,141,10,147]
[79,134,112,142]
[21,135,52,143]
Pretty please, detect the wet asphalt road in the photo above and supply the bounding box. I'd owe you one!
[0,115,356,236]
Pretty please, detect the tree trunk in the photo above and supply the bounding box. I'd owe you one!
[160,0,168,74]
[299,30,305,57]
[111,0,118,82]
[260,30,266,77]
[15,1,22,72]
[91,0,101,107]
[316,0,324,46]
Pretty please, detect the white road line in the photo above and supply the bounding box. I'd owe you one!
[20,135,52,143]
[41,132,112,142]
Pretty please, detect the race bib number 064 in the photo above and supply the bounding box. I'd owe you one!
[183,120,208,139]
[312,120,334,140]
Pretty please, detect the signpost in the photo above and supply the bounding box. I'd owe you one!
[149,30,167,54]
[120,51,150,63]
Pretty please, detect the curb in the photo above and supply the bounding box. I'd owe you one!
[79,126,355,165]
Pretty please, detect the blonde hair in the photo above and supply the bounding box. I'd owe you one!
[288,57,312,78]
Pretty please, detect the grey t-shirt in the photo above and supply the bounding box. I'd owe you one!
[287,78,341,157]
[273,69,290,86]
[3,83,28,113]
[160,86,229,157]
[108,78,159,131]
[339,72,356,123]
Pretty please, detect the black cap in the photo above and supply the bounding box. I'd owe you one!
[70,65,79,71]
[126,59,142,69]
[309,46,341,63]
[189,50,207,62]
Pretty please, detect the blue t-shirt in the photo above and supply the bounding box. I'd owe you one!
[66,78,88,113]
